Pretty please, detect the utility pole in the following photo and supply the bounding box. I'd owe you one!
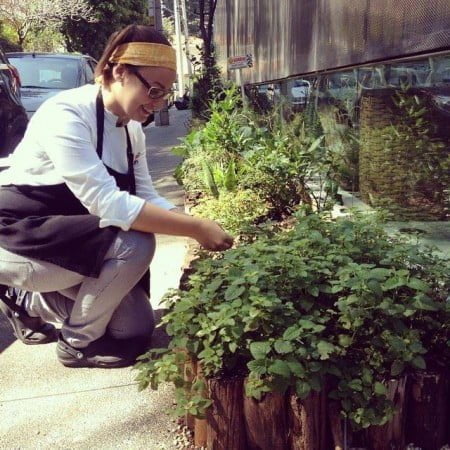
[173,0,184,99]
[148,0,170,125]
[179,0,193,82]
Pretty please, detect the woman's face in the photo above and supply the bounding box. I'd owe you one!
[111,64,177,122]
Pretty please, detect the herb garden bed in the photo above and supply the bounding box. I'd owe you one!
[135,87,449,449]
[136,214,450,450]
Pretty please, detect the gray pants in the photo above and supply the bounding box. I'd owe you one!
[0,230,156,348]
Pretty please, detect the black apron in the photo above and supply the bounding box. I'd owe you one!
[0,89,149,291]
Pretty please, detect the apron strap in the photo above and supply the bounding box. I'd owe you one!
[96,89,104,159]
[95,88,135,195]
[124,126,136,195]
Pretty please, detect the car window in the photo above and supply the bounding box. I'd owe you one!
[85,60,95,84]
[7,57,80,89]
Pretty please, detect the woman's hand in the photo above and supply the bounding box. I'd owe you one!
[194,219,234,251]
[131,203,233,251]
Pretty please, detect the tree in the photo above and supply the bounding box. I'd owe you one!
[0,0,96,47]
[190,0,222,118]
[197,0,218,68]
[61,0,150,60]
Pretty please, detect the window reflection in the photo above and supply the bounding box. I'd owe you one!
[249,53,450,252]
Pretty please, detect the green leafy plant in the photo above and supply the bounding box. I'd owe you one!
[359,84,450,220]
[191,189,269,236]
[135,212,450,429]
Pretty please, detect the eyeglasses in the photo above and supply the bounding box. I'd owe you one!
[132,70,174,100]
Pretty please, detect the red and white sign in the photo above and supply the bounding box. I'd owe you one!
[228,54,253,70]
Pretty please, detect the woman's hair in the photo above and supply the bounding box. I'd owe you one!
[95,24,172,83]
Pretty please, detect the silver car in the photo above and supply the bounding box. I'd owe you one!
[6,52,97,118]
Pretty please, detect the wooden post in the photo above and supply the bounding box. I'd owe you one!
[184,357,196,431]
[206,377,247,450]
[404,371,450,450]
[243,388,288,450]
[288,389,329,450]
[194,362,208,448]
[327,401,344,450]
[366,378,407,450]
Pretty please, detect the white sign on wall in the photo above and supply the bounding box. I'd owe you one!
[228,54,253,70]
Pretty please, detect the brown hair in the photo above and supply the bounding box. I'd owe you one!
[95,24,172,83]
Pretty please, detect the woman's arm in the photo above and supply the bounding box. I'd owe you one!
[131,202,233,251]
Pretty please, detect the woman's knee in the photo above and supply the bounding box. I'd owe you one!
[108,231,156,269]
[107,286,155,339]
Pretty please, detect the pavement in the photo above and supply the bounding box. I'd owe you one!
[0,108,192,449]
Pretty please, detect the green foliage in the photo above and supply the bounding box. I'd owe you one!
[175,87,339,223]
[61,0,150,59]
[135,212,450,429]
[189,39,224,119]
[317,104,360,192]
[360,85,450,220]
[24,28,65,52]
[0,35,21,52]
[191,190,269,235]
[0,23,22,51]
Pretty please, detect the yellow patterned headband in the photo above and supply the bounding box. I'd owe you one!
[109,42,176,71]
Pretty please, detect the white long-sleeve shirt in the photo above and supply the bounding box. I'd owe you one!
[0,84,174,230]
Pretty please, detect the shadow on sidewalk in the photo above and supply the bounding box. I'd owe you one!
[0,314,16,354]
[150,308,170,350]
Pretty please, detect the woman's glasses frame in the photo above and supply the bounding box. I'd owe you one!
[131,69,174,100]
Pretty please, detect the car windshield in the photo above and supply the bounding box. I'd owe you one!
[8,56,80,89]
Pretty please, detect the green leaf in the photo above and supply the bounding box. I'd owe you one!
[317,341,335,360]
[383,277,404,291]
[390,360,405,376]
[411,356,426,370]
[295,380,311,399]
[367,280,383,297]
[287,360,305,377]
[247,359,267,376]
[309,374,322,392]
[407,278,431,293]
[274,340,294,354]
[229,342,238,353]
[269,360,291,378]
[307,286,319,297]
[338,334,352,347]
[374,382,387,395]
[412,294,439,311]
[368,268,391,280]
[283,326,301,341]
[174,300,193,313]
[225,284,246,301]
[249,341,271,359]
[348,379,363,392]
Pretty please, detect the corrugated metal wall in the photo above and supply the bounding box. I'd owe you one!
[214,0,450,84]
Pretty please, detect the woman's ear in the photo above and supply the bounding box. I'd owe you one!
[111,63,126,82]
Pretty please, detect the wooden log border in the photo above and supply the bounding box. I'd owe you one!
[180,371,450,450]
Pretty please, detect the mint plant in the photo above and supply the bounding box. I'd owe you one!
[135,212,449,429]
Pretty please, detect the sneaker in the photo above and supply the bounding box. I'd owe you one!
[0,285,57,345]
[56,334,139,368]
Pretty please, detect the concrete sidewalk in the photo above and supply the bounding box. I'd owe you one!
[0,109,192,449]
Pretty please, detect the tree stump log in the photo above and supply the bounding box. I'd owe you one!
[184,357,197,431]
[327,401,344,450]
[194,362,208,448]
[405,371,450,450]
[366,377,407,450]
[206,377,247,450]
[288,389,329,450]
[243,390,289,450]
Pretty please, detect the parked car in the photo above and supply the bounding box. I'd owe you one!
[0,46,28,157]
[6,52,97,118]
